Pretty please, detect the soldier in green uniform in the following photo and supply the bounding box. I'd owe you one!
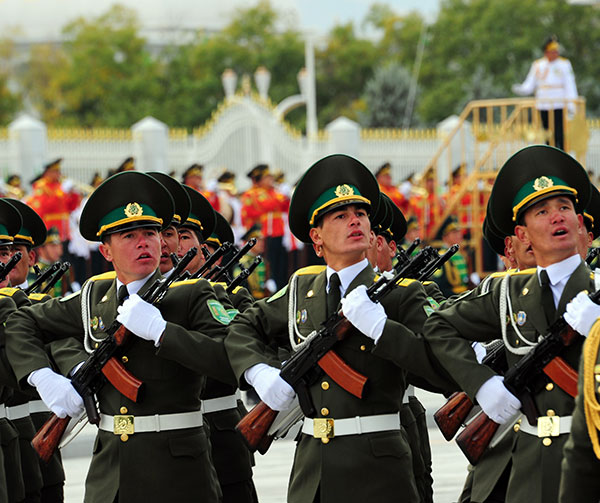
[225,154,456,503]
[424,145,593,503]
[432,216,469,298]
[4,171,236,503]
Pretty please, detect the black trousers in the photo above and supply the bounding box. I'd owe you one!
[541,108,564,151]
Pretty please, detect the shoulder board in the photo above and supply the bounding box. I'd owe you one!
[396,278,418,287]
[169,278,201,288]
[488,269,512,278]
[267,284,288,303]
[230,286,242,294]
[88,271,117,282]
[509,268,536,276]
[28,293,48,301]
[422,280,434,285]
[535,57,545,63]
[0,287,19,297]
[59,290,81,302]
[296,265,326,276]
[209,281,227,288]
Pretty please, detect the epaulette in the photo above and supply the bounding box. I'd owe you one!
[169,278,201,288]
[296,265,326,276]
[230,286,242,294]
[488,269,513,279]
[509,268,536,276]
[28,293,48,301]
[88,271,117,282]
[210,281,227,287]
[0,287,19,297]
[396,278,418,287]
[422,280,434,285]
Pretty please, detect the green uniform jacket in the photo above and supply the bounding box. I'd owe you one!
[424,261,593,503]
[0,295,24,503]
[5,270,236,503]
[559,338,600,502]
[226,264,456,503]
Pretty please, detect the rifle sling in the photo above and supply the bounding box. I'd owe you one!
[543,356,578,398]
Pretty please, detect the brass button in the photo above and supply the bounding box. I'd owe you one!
[321,381,330,390]
[321,407,329,416]
[546,409,555,417]
[120,406,128,414]
[321,437,329,444]
[95,343,99,349]
[595,374,600,382]
[120,433,129,442]
[542,438,552,446]
[307,290,314,298]
[545,382,554,391]
[360,345,366,351]
[513,423,520,432]
[121,356,129,363]
[522,288,529,295]
[515,340,520,345]
[597,385,600,394]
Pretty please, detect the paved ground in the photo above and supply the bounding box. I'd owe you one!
[61,390,469,502]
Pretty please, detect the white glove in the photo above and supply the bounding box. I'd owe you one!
[475,375,521,424]
[472,342,486,363]
[511,83,522,95]
[244,363,296,411]
[61,179,75,192]
[29,367,84,418]
[564,291,600,337]
[340,285,387,343]
[116,294,166,346]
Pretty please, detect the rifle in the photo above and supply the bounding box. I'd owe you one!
[40,262,71,295]
[190,242,233,280]
[31,247,198,463]
[418,244,460,281]
[227,255,262,294]
[24,261,61,295]
[0,252,22,284]
[205,238,257,283]
[455,290,598,465]
[586,247,600,266]
[433,339,507,441]
[236,246,439,454]
[394,238,420,270]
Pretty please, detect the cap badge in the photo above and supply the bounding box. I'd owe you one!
[124,202,143,218]
[334,184,354,197]
[533,176,553,192]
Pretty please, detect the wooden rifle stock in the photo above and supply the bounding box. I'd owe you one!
[31,415,70,463]
[455,411,500,465]
[433,391,474,441]
[236,401,279,454]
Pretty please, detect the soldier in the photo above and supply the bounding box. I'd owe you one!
[512,35,578,150]
[226,154,456,503]
[424,145,592,503]
[146,172,191,277]
[4,171,236,502]
[432,216,469,298]
[375,162,409,215]
[27,159,80,243]
[30,227,71,298]
[182,164,220,211]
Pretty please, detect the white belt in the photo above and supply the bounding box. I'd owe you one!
[99,411,203,435]
[516,414,572,437]
[201,391,241,414]
[302,413,401,439]
[6,404,30,420]
[29,400,50,414]
[0,404,5,419]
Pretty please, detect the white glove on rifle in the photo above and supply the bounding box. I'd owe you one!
[475,375,521,424]
[244,363,296,411]
[116,294,166,346]
[28,367,84,418]
[341,285,387,343]
[564,291,600,337]
[472,342,486,363]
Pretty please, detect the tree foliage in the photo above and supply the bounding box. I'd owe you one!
[7,0,600,129]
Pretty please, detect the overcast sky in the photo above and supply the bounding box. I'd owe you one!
[1,0,441,39]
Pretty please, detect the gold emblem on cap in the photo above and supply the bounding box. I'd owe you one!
[124,202,143,218]
[533,176,553,192]
[334,184,354,197]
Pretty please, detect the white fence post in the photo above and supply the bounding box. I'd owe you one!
[132,116,168,173]
[8,114,47,187]
[325,117,361,159]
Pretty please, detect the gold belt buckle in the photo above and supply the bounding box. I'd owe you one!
[313,418,334,439]
[537,415,560,438]
[113,415,135,435]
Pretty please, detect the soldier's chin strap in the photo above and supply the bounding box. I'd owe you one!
[583,319,600,459]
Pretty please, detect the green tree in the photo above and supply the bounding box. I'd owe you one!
[0,38,20,125]
[360,63,418,127]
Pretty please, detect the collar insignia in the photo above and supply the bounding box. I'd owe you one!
[334,184,354,197]
[124,202,143,218]
[533,176,553,191]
